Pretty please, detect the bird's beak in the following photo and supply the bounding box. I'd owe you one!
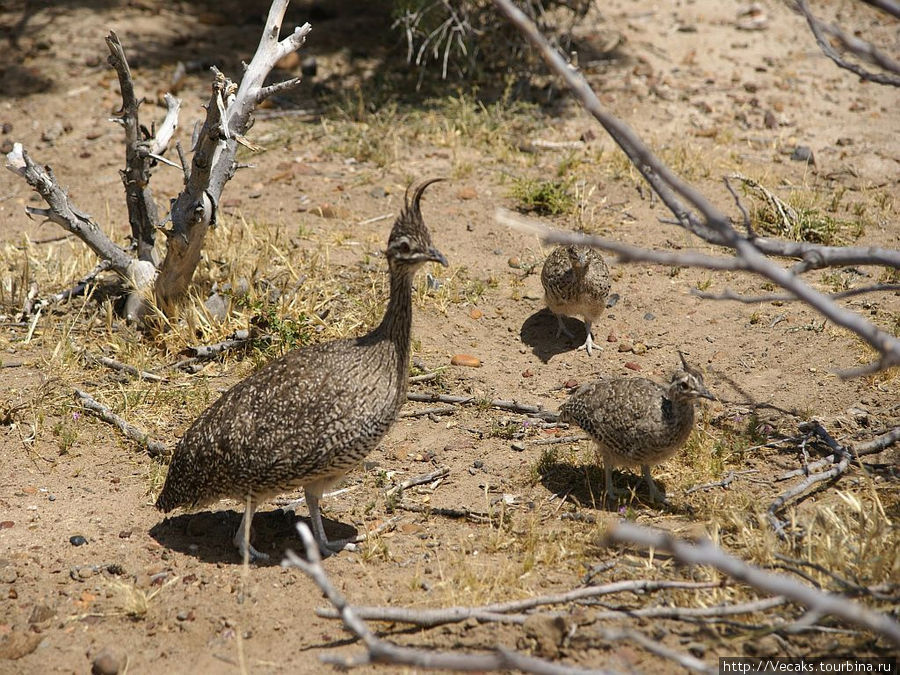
[697,386,716,401]
[426,247,449,267]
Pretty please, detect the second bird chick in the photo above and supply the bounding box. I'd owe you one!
[559,353,714,503]
[541,245,610,355]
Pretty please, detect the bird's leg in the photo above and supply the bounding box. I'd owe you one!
[576,318,600,356]
[304,486,358,557]
[604,463,623,501]
[554,314,575,339]
[233,498,269,561]
[641,464,668,504]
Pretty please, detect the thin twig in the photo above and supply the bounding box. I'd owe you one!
[531,434,590,446]
[385,467,450,498]
[284,523,619,674]
[74,388,166,458]
[606,522,900,648]
[684,469,758,495]
[777,426,900,480]
[693,284,900,304]
[396,501,494,524]
[399,405,457,418]
[315,579,720,626]
[407,391,558,421]
[88,353,167,382]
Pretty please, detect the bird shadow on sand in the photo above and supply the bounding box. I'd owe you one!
[149,508,358,565]
[520,308,585,363]
[536,458,694,517]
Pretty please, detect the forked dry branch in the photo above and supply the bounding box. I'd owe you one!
[4,0,312,322]
[605,522,900,649]
[284,522,620,674]
[795,0,900,86]
[491,0,900,377]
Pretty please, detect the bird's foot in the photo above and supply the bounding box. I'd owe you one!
[576,332,601,356]
[234,538,270,562]
[317,538,359,558]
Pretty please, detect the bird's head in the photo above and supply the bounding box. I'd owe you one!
[565,245,589,272]
[668,351,715,402]
[386,178,448,272]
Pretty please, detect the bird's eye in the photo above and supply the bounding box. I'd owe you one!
[395,239,411,254]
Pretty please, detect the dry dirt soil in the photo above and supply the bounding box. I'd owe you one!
[0,0,898,673]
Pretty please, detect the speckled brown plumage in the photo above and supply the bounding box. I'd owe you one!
[541,245,610,355]
[559,353,714,502]
[155,179,448,559]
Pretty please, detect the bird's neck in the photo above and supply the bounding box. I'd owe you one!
[367,268,414,374]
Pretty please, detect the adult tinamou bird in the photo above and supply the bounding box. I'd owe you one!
[541,245,610,355]
[155,179,448,560]
[559,352,714,503]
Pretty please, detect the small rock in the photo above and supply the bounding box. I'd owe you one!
[836,137,853,146]
[456,186,477,200]
[118,530,132,539]
[0,520,13,529]
[624,361,641,371]
[314,203,349,219]
[69,535,87,546]
[85,55,101,68]
[368,186,387,199]
[450,354,481,368]
[563,378,578,389]
[791,145,815,164]
[606,293,619,308]
[1,122,12,134]
[580,129,595,143]
[507,256,521,269]
[632,342,647,355]
[606,332,617,342]
[618,341,633,352]
[28,604,55,624]
[204,293,228,322]
[469,308,483,320]
[510,442,526,452]
[521,369,534,378]
[763,110,778,129]
[0,567,17,583]
[41,121,65,143]
[92,648,122,675]
[78,567,95,580]
[473,460,484,469]
[643,312,655,321]
[176,610,194,621]
[301,56,317,77]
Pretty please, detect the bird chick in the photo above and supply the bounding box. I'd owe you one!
[541,245,610,355]
[155,179,448,560]
[559,352,714,503]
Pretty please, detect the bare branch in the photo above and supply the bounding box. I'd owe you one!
[5,144,132,277]
[859,0,900,19]
[257,77,304,103]
[74,388,166,458]
[795,0,900,86]
[315,579,720,626]
[155,7,312,311]
[150,93,181,156]
[490,0,900,374]
[605,522,900,648]
[776,425,900,480]
[86,353,167,383]
[284,523,619,674]
[384,467,450,498]
[408,389,559,421]
[105,31,162,264]
[692,284,900,304]
[497,210,749,271]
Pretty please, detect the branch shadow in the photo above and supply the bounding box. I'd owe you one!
[149,506,358,565]
[520,308,585,363]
